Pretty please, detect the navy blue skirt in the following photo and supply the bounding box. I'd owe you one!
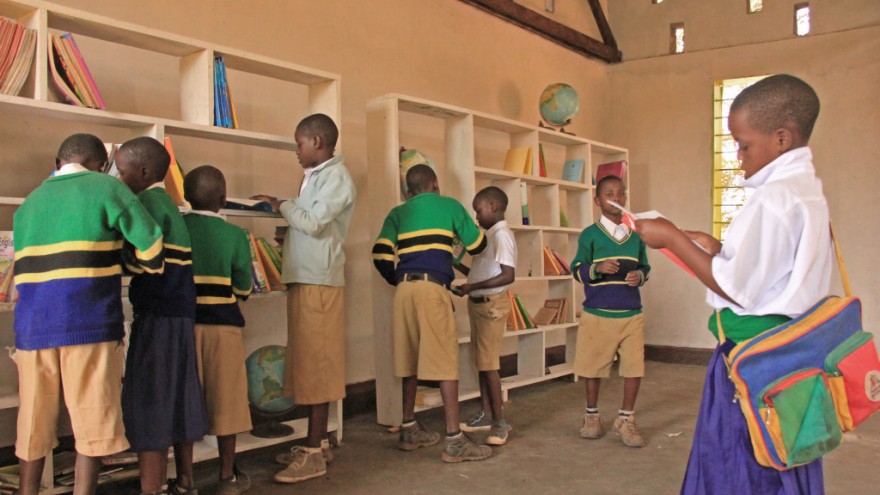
[122,315,208,451]
[681,347,824,494]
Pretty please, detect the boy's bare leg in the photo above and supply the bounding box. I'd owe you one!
[217,434,236,480]
[402,375,418,421]
[72,454,102,495]
[173,442,195,489]
[439,380,460,433]
[17,458,45,495]
[481,371,504,421]
[585,377,601,409]
[622,377,641,412]
[138,450,168,493]
[307,403,329,448]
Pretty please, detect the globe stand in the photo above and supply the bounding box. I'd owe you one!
[538,120,576,136]
[250,416,295,439]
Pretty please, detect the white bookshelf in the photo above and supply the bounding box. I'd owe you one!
[367,94,628,426]
[0,0,342,491]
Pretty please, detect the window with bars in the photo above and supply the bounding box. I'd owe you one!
[712,76,767,239]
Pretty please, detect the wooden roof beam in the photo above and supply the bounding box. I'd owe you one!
[458,0,622,63]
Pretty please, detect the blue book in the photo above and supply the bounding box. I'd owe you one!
[562,159,585,183]
[213,61,222,126]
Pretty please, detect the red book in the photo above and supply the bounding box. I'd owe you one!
[596,160,628,184]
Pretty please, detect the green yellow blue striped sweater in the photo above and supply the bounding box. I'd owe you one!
[127,187,196,318]
[13,171,164,350]
[570,222,650,318]
[183,212,252,327]
[372,193,486,287]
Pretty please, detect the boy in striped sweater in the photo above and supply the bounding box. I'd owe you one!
[183,165,254,495]
[13,133,164,495]
[115,137,208,495]
[571,175,650,448]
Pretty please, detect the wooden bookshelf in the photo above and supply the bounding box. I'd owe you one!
[367,94,628,426]
[0,1,342,491]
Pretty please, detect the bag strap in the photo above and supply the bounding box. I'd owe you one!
[715,221,849,353]
[830,222,852,298]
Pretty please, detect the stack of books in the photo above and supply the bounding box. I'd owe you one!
[506,292,536,331]
[248,234,284,293]
[415,386,442,408]
[531,298,568,326]
[543,247,571,276]
[47,33,105,108]
[0,231,15,303]
[0,16,37,97]
[213,55,239,128]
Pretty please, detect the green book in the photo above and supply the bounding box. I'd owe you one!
[514,294,535,329]
[258,237,283,273]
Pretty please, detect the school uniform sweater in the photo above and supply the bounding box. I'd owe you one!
[372,192,486,287]
[13,169,164,350]
[570,222,650,318]
[183,211,252,327]
[279,155,355,286]
[127,186,197,318]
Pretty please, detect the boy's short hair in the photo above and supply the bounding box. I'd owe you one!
[730,74,820,141]
[184,165,226,210]
[118,137,171,178]
[405,164,436,194]
[57,133,107,164]
[595,175,624,196]
[475,186,508,212]
[296,113,339,149]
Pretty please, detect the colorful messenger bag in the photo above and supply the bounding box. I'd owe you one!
[718,226,880,470]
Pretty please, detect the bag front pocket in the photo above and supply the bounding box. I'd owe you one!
[825,331,880,431]
[760,368,842,468]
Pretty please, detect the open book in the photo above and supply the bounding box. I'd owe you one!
[608,201,707,277]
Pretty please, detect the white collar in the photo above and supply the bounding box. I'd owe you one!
[186,209,224,219]
[599,215,627,234]
[304,156,334,178]
[743,146,813,189]
[55,163,90,176]
[485,220,508,236]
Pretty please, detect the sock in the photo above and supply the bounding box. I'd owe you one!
[446,430,463,439]
[585,407,599,415]
[402,420,416,428]
[619,409,634,418]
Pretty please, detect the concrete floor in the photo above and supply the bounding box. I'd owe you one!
[101,361,880,494]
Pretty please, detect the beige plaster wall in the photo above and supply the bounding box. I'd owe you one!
[0,0,612,394]
[606,21,880,348]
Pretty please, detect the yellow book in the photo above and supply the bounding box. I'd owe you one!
[255,239,284,291]
[162,137,188,207]
[503,147,532,174]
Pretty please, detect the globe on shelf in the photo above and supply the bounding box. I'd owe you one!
[399,147,436,200]
[245,344,297,438]
[539,83,579,134]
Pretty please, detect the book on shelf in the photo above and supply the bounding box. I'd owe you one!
[520,182,529,225]
[0,463,19,491]
[542,247,570,276]
[559,209,570,228]
[257,238,283,274]
[506,292,535,330]
[514,294,535,328]
[543,298,567,325]
[561,158,585,183]
[0,231,13,303]
[103,143,121,177]
[596,160,627,183]
[101,450,138,466]
[47,32,83,106]
[503,146,532,175]
[225,197,274,213]
[213,56,238,129]
[532,306,558,326]
[247,232,270,293]
[0,16,36,97]
[61,33,105,109]
[254,235,284,291]
[415,386,442,407]
[538,143,547,177]
[162,137,188,207]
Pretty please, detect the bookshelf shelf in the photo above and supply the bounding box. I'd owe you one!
[0,1,343,490]
[367,94,628,425]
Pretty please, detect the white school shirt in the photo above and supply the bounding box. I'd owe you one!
[467,220,517,297]
[55,162,89,176]
[707,146,832,318]
[300,156,332,194]
[599,215,629,241]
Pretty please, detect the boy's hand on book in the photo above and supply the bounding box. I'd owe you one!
[632,218,678,249]
[250,194,281,212]
[595,259,620,275]
[684,230,721,255]
[625,271,642,287]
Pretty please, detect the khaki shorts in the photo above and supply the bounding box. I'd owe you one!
[194,324,252,436]
[392,280,458,380]
[284,284,346,405]
[15,341,129,461]
[468,292,511,371]
[574,312,645,378]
